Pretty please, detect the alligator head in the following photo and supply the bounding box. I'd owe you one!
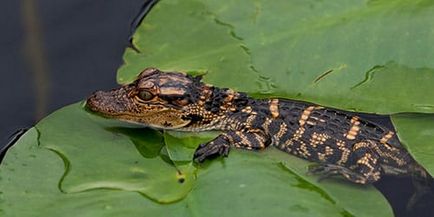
[86,68,214,130]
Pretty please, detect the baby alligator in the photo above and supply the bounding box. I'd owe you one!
[86,68,430,186]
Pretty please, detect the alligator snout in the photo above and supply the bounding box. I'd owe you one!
[86,88,131,115]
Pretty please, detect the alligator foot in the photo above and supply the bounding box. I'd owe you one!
[194,140,230,163]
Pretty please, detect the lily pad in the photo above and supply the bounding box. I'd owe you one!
[36,103,195,203]
[0,128,190,217]
[164,131,219,163]
[391,114,434,175]
[119,0,434,114]
[0,115,393,216]
[163,130,392,217]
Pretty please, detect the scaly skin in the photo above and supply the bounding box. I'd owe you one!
[86,68,429,185]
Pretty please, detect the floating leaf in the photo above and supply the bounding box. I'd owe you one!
[392,114,434,175]
[36,103,195,203]
[119,0,434,114]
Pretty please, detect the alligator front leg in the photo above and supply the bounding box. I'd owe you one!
[194,130,270,163]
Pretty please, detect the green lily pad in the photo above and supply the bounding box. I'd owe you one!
[163,130,392,217]
[119,0,434,114]
[187,150,346,217]
[118,0,263,94]
[36,103,195,203]
[0,128,190,217]
[0,119,392,217]
[164,131,219,163]
[391,114,434,175]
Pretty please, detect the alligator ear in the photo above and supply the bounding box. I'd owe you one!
[138,67,160,79]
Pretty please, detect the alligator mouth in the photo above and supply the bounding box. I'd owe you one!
[86,105,191,129]
[84,105,125,118]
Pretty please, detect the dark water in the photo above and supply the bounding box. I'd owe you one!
[0,0,144,146]
[0,1,432,216]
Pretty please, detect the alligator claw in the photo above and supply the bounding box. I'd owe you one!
[194,142,230,163]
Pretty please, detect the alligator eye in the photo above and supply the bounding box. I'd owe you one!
[137,90,154,101]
